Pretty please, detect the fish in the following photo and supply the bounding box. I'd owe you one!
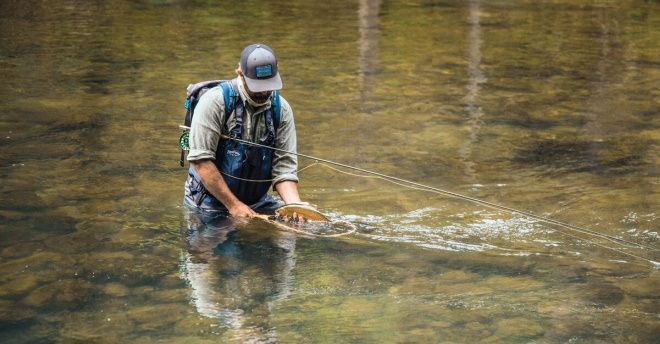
[275,203,330,222]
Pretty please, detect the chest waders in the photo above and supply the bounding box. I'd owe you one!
[185,80,280,211]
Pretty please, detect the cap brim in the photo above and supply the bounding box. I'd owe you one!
[244,72,282,93]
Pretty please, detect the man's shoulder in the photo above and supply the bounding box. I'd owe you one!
[198,85,224,104]
[194,86,228,117]
[192,86,227,128]
[276,94,292,113]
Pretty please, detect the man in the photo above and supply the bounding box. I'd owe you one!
[184,43,303,218]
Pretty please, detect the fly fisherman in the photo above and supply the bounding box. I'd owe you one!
[184,43,305,218]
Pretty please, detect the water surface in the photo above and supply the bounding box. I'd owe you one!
[1,0,658,342]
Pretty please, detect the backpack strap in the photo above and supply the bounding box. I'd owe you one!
[219,80,236,118]
[218,80,282,132]
[271,90,281,130]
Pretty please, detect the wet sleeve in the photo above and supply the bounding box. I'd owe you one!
[187,87,225,161]
[272,97,299,186]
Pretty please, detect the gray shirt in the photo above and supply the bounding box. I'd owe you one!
[187,79,298,185]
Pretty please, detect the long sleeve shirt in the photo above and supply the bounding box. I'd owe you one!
[187,79,299,185]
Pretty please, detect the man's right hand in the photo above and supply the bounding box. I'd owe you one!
[228,201,256,218]
[192,160,256,218]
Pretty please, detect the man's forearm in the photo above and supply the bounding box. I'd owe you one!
[191,160,241,209]
[275,180,301,204]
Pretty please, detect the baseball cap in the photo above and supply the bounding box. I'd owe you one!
[239,43,282,93]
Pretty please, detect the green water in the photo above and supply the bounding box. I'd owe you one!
[1,0,658,342]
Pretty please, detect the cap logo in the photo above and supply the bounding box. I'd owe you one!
[255,64,273,78]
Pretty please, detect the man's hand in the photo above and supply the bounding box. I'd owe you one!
[228,201,256,218]
[192,160,254,217]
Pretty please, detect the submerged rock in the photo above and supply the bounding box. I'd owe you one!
[173,315,218,336]
[536,301,574,317]
[482,275,545,292]
[340,297,380,316]
[439,283,494,297]
[405,327,438,342]
[31,215,78,235]
[132,286,156,297]
[464,321,493,338]
[59,310,135,343]
[635,298,660,314]
[0,299,36,323]
[543,314,597,341]
[437,270,481,283]
[0,252,74,281]
[495,317,544,338]
[43,231,105,254]
[0,210,29,221]
[300,271,345,291]
[77,251,175,286]
[131,336,219,344]
[581,282,624,307]
[101,282,130,297]
[26,320,59,342]
[1,241,42,259]
[159,273,187,289]
[513,137,648,175]
[22,279,94,309]
[617,277,659,298]
[93,251,135,261]
[150,289,188,303]
[0,273,40,298]
[127,303,188,330]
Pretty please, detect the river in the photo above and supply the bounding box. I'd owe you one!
[0,0,658,342]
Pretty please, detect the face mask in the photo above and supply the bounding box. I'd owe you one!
[238,76,271,107]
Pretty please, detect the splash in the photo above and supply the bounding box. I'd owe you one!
[331,208,546,254]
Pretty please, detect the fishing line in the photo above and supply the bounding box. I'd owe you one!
[313,162,659,265]
[213,134,657,254]
[549,223,660,267]
[218,161,321,183]
[179,127,658,263]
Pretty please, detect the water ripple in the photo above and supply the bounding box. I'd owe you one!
[329,208,550,254]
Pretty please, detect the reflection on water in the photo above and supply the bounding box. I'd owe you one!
[180,212,296,342]
[459,0,487,181]
[358,0,381,101]
[0,0,658,342]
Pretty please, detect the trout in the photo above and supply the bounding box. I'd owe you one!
[275,203,330,222]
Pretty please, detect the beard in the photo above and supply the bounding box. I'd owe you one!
[250,91,272,104]
[238,75,272,106]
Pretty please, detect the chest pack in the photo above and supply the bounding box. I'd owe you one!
[178,79,281,166]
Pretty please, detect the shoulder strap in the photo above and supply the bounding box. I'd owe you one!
[219,80,236,117]
[271,90,281,130]
[218,81,281,130]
